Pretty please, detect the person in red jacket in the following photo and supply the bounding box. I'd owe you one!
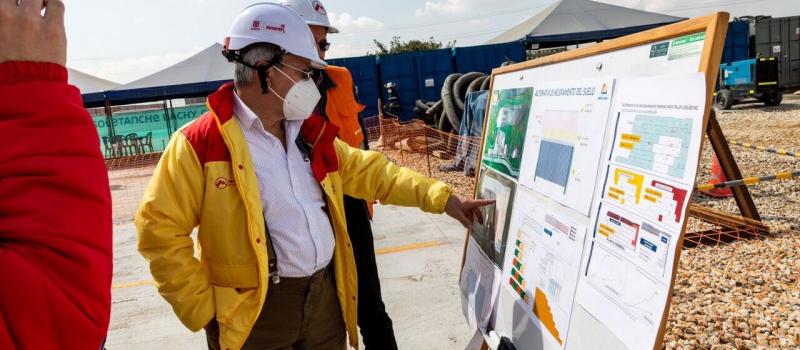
[0,1,113,349]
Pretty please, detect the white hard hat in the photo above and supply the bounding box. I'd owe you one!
[224,2,327,69]
[280,0,339,33]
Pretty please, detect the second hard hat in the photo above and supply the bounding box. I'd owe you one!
[280,0,339,33]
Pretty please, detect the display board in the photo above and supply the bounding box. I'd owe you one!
[459,12,729,350]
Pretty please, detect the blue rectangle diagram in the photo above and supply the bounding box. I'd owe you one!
[535,139,574,192]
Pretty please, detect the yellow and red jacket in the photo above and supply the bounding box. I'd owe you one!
[135,82,452,350]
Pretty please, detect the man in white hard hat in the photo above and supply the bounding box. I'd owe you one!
[136,3,493,350]
[282,1,398,348]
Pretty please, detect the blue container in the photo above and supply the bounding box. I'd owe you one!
[721,21,751,63]
[720,58,757,86]
[414,49,454,104]
[454,42,526,74]
[326,56,381,119]
[378,48,454,122]
[377,52,416,121]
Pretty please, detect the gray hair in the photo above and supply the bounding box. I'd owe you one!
[234,43,282,86]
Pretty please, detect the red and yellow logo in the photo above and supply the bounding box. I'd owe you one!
[215,178,236,189]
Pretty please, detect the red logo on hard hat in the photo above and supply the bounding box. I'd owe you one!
[265,24,286,33]
[251,20,261,31]
[312,1,327,15]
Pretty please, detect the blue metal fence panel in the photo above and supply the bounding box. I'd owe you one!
[327,56,380,118]
[722,21,751,63]
[378,52,419,122]
[413,49,454,105]
[454,42,526,74]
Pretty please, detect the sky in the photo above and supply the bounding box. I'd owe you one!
[63,0,799,84]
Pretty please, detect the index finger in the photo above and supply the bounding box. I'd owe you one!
[468,199,496,208]
[43,0,64,24]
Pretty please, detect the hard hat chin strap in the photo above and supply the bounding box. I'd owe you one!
[223,48,286,94]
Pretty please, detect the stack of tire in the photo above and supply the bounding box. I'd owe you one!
[414,72,491,133]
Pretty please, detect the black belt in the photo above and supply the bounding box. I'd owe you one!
[264,216,280,285]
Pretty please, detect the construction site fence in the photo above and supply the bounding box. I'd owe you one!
[103,115,794,248]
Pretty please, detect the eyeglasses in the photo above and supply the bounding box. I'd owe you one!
[281,62,314,80]
[318,40,331,52]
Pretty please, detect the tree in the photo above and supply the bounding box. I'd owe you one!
[370,36,456,55]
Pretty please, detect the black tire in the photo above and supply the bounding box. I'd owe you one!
[481,76,492,91]
[437,109,453,132]
[427,99,443,114]
[761,93,783,106]
[415,99,431,111]
[441,73,463,131]
[715,90,733,110]
[453,72,485,111]
[413,106,424,117]
[467,76,487,94]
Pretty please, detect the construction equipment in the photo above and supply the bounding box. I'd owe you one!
[715,56,782,109]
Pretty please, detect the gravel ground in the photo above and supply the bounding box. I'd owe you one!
[662,96,800,349]
[693,95,800,232]
[371,95,800,350]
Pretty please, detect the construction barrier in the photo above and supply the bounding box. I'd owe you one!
[363,116,480,199]
[696,169,800,191]
[727,139,799,158]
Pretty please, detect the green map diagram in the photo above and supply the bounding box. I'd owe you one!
[614,114,692,179]
[482,87,534,179]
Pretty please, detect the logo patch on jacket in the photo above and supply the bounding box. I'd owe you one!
[215,177,236,189]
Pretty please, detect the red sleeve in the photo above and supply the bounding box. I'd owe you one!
[0,61,112,350]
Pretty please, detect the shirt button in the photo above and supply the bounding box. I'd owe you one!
[238,165,244,170]
[256,238,261,244]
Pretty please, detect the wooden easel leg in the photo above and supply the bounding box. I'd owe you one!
[704,110,761,221]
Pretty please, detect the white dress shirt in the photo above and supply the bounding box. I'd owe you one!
[233,92,335,278]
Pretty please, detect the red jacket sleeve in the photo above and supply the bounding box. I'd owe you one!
[0,61,112,350]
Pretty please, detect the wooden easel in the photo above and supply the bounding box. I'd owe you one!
[462,12,765,350]
[683,111,770,247]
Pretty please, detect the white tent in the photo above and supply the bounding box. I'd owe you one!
[113,43,231,91]
[486,0,684,45]
[67,67,119,94]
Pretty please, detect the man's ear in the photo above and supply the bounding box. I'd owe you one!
[254,66,274,94]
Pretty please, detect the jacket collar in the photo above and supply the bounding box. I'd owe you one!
[207,82,236,125]
[207,82,341,183]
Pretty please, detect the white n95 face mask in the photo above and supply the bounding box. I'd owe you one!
[270,65,321,121]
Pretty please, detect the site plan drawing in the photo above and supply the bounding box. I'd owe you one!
[482,87,534,179]
[518,78,616,215]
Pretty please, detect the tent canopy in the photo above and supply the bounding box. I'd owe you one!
[486,0,685,45]
[83,43,234,107]
[68,67,119,94]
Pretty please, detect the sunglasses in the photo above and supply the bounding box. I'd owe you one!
[318,40,331,52]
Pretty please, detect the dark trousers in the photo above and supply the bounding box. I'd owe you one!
[206,264,345,350]
[343,195,398,350]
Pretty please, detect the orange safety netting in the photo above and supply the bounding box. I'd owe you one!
[104,115,789,250]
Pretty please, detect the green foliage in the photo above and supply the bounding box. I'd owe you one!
[369,36,456,55]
